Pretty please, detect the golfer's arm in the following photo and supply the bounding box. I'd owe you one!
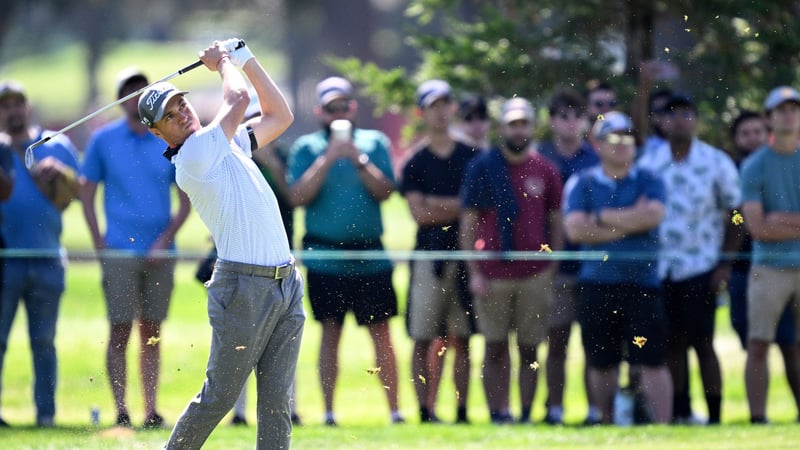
[242,59,294,147]
[215,58,250,141]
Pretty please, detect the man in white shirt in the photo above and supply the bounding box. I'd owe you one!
[638,93,741,425]
[138,39,303,449]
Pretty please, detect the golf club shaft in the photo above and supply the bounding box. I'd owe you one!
[24,40,244,169]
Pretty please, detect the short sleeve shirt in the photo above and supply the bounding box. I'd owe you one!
[400,141,478,250]
[740,145,800,268]
[564,166,665,287]
[81,118,177,252]
[461,151,563,279]
[287,128,395,274]
[1,130,78,251]
[170,124,291,266]
[637,138,741,280]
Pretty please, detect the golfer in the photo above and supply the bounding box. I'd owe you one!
[139,39,304,449]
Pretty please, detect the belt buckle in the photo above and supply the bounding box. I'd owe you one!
[274,262,292,280]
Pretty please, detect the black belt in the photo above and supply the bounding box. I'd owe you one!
[215,257,295,280]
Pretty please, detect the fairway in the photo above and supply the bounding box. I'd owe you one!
[1,195,800,449]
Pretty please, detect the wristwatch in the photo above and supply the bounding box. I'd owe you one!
[357,153,370,170]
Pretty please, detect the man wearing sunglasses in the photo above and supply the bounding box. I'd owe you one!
[537,86,600,425]
[287,76,404,426]
[564,111,672,424]
[585,81,618,126]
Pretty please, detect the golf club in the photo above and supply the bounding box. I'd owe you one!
[24,39,245,169]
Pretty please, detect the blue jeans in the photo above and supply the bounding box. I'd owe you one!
[0,257,65,422]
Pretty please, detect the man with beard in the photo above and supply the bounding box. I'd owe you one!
[287,76,404,426]
[459,97,564,424]
[0,80,79,427]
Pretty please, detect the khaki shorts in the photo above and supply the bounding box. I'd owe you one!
[747,265,800,343]
[548,273,578,329]
[407,260,472,340]
[473,272,553,346]
[101,257,176,324]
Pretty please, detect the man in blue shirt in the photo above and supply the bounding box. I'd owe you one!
[537,86,600,425]
[80,68,191,428]
[0,80,79,427]
[287,76,403,426]
[563,111,672,424]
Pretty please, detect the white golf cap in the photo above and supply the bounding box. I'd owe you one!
[592,110,633,138]
[764,86,800,112]
[501,97,534,124]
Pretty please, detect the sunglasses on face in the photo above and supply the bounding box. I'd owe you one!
[593,99,617,109]
[323,102,351,114]
[604,134,636,146]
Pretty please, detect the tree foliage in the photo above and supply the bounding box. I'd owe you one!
[330,0,800,148]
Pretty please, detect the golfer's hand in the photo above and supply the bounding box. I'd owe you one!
[221,38,254,69]
[199,42,230,72]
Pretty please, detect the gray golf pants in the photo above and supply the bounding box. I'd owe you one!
[166,260,305,449]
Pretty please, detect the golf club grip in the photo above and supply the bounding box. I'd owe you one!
[178,39,246,75]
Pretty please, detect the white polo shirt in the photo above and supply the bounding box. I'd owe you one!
[171,124,291,266]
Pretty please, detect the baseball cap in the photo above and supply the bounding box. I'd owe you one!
[459,94,488,120]
[592,110,633,138]
[764,86,800,112]
[316,76,353,106]
[0,80,27,101]
[501,97,534,124]
[116,67,148,99]
[138,82,188,127]
[416,79,452,108]
[664,92,696,112]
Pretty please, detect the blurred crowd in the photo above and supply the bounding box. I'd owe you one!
[1,60,800,433]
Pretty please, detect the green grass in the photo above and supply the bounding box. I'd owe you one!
[2,192,800,448]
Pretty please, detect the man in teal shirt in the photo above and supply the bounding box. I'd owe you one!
[287,76,403,426]
[741,85,800,424]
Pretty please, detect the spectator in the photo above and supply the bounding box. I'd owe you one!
[287,76,403,426]
[0,80,79,427]
[638,93,741,424]
[740,86,800,424]
[400,80,477,424]
[538,87,600,425]
[585,81,617,125]
[727,111,798,365]
[459,97,563,424]
[637,89,673,158]
[79,68,191,429]
[0,131,14,427]
[450,94,491,151]
[563,111,673,424]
